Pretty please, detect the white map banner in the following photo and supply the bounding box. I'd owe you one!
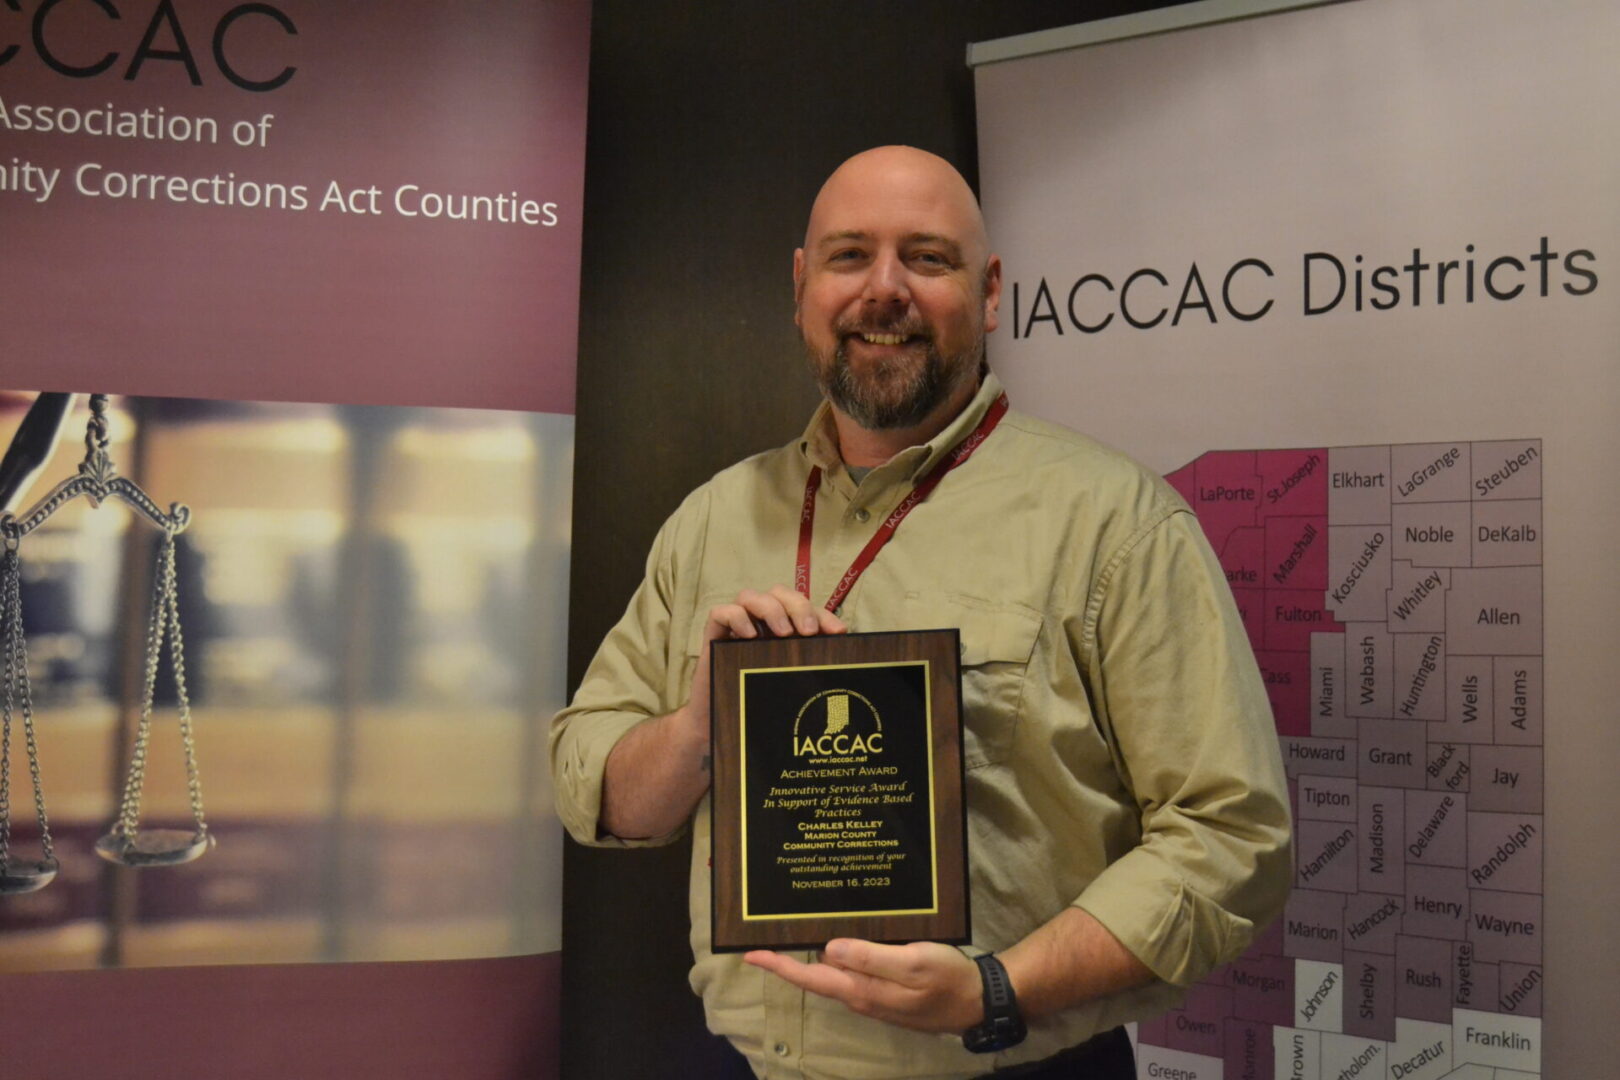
[974,1,1619,1076]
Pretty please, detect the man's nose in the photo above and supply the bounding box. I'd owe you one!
[861,251,910,305]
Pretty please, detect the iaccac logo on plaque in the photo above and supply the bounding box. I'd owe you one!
[792,688,884,759]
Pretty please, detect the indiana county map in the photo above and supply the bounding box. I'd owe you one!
[1136,440,1543,1080]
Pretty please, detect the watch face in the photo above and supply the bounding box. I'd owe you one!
[964,1014,1027,1053]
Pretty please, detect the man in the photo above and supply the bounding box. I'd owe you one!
[551,146,1291,1079]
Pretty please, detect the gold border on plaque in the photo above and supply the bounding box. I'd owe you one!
[737,659,939,922]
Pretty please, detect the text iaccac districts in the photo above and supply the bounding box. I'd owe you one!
[1010,237,1598,335]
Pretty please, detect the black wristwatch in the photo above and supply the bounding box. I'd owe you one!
[961,953,1027,1053]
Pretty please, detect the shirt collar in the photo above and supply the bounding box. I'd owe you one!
[799,370,1007,484]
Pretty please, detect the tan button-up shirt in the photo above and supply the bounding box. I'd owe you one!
[551,373,1291,1079]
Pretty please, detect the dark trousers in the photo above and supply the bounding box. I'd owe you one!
[714,1026,1135,1079]
[982,1026,1134,1078]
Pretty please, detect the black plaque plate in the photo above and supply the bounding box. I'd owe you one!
[709,628,967,952]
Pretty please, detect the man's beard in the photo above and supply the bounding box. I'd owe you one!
[805,321,983,431]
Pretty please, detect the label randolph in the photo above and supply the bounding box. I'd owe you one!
[738,661,938,920]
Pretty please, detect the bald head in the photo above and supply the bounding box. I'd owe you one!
[803,146,992,273]
[792,147,1002,450]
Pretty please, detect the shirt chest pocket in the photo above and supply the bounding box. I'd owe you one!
[895,592,1042,770]
[682,592,1040,770]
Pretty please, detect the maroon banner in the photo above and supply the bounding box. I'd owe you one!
[0,951,560,1080]
[2,7,584,1076]
[2,0,589,413]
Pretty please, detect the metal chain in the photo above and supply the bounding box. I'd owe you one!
[1,547,53,865]
[162,535,208,837]
[1,549,14,869]
[113,529,174,842]
[84,394,111,459]
[13,553,53,860]
[112,531,207,843]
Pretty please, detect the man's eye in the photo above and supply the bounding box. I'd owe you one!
[829,249,864,262]
[912,251,948,266]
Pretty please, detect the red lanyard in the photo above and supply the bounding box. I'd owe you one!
[796,393,1009,612]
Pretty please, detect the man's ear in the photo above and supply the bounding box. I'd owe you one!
[982,254,1003,334]
[792,248,806,327]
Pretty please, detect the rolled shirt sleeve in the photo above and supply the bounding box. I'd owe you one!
[549,490,706,848]
[1071,509,1293,987]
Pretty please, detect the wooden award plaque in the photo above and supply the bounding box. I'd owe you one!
[709,628,968,952]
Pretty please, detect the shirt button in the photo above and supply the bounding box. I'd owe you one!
[773,1042,790,1056]
[853,508,871,523]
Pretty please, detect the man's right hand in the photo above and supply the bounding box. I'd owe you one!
[686,585,849,728]
[599,586,846,840]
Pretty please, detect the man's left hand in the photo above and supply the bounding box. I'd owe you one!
[744,939,984,1034]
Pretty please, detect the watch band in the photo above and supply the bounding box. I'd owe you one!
[961,952,1028,1053]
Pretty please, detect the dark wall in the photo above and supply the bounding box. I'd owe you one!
[565,3,1186,1076]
